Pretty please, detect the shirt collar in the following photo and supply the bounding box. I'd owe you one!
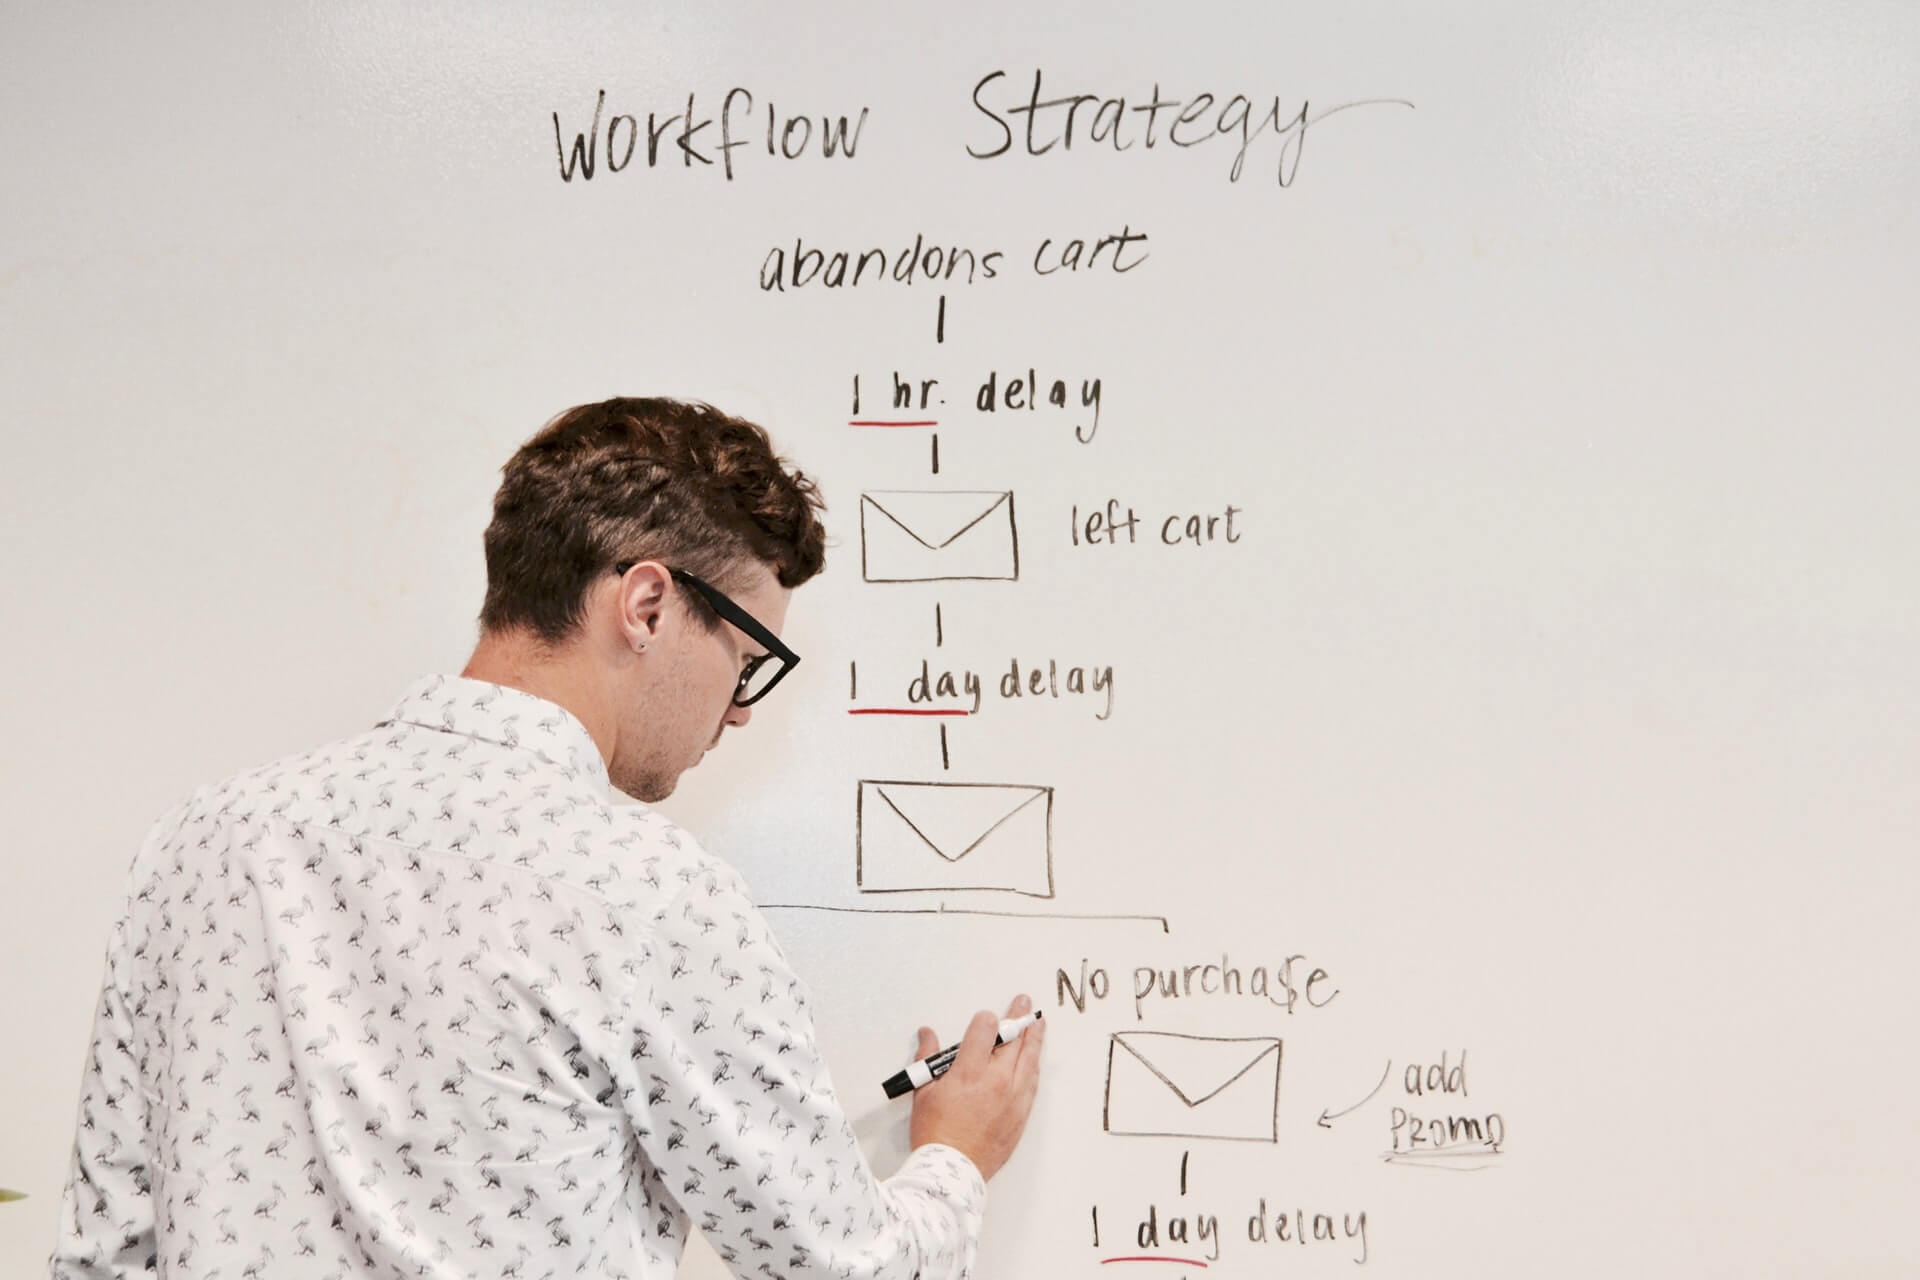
[378,674,612,797]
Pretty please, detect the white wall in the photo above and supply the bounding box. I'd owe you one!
[4,2,1917,1275]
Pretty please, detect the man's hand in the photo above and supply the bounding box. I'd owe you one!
[907,993,1046,1180]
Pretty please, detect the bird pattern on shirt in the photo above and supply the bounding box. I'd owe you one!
[53,674,984,1280]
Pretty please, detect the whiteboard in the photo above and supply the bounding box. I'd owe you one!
[3,3,1917,1276]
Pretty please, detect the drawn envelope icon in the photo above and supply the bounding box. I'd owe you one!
[856,780,1053,897]
[1103,1032,1282,1142]
[861,490,1018,582]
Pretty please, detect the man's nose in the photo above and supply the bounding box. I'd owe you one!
[723,701,753,730]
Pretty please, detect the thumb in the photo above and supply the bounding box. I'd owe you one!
[914,1026,940,1059]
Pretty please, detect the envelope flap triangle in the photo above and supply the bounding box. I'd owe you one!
[865,491,1010,550]
[873,784,1045,862]
[1114,1034,1279,1107]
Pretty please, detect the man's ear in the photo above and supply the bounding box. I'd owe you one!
[612,561,673,654]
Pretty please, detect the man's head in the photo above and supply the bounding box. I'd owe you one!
[471,397,827,801]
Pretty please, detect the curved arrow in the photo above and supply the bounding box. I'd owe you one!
[1317,1060,1392,1129]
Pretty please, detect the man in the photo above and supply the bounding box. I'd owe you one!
[53,397,1045,1279]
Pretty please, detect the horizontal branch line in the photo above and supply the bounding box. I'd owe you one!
[759,903,1170,932]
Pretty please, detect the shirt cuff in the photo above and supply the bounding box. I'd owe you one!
[904,1142,987,1206]
[893,1140,989,1261]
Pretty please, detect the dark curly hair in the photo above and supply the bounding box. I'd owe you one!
[478,397,827,643]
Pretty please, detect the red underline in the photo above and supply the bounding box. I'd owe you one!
[1102,1258,1210,1268]
[849,420,938,427]
[848,708,971,717]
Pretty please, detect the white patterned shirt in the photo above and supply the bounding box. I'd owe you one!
[52,674,984,1280]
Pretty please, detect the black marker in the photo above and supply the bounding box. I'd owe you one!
[882,1011,1042,1099]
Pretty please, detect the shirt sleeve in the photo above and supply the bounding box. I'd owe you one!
[50,896,156,1279]
[610,862,987,1279]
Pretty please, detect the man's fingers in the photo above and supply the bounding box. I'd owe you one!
[953,1008,999,1074]
[998,994,1039,1075]
[1013,1010,1046,1086]
[914,1026,940,1060]
[1012,1004,1045,1060]
[939,997,1041,1082]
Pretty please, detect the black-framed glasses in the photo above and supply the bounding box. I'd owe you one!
[611,562,800,706]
